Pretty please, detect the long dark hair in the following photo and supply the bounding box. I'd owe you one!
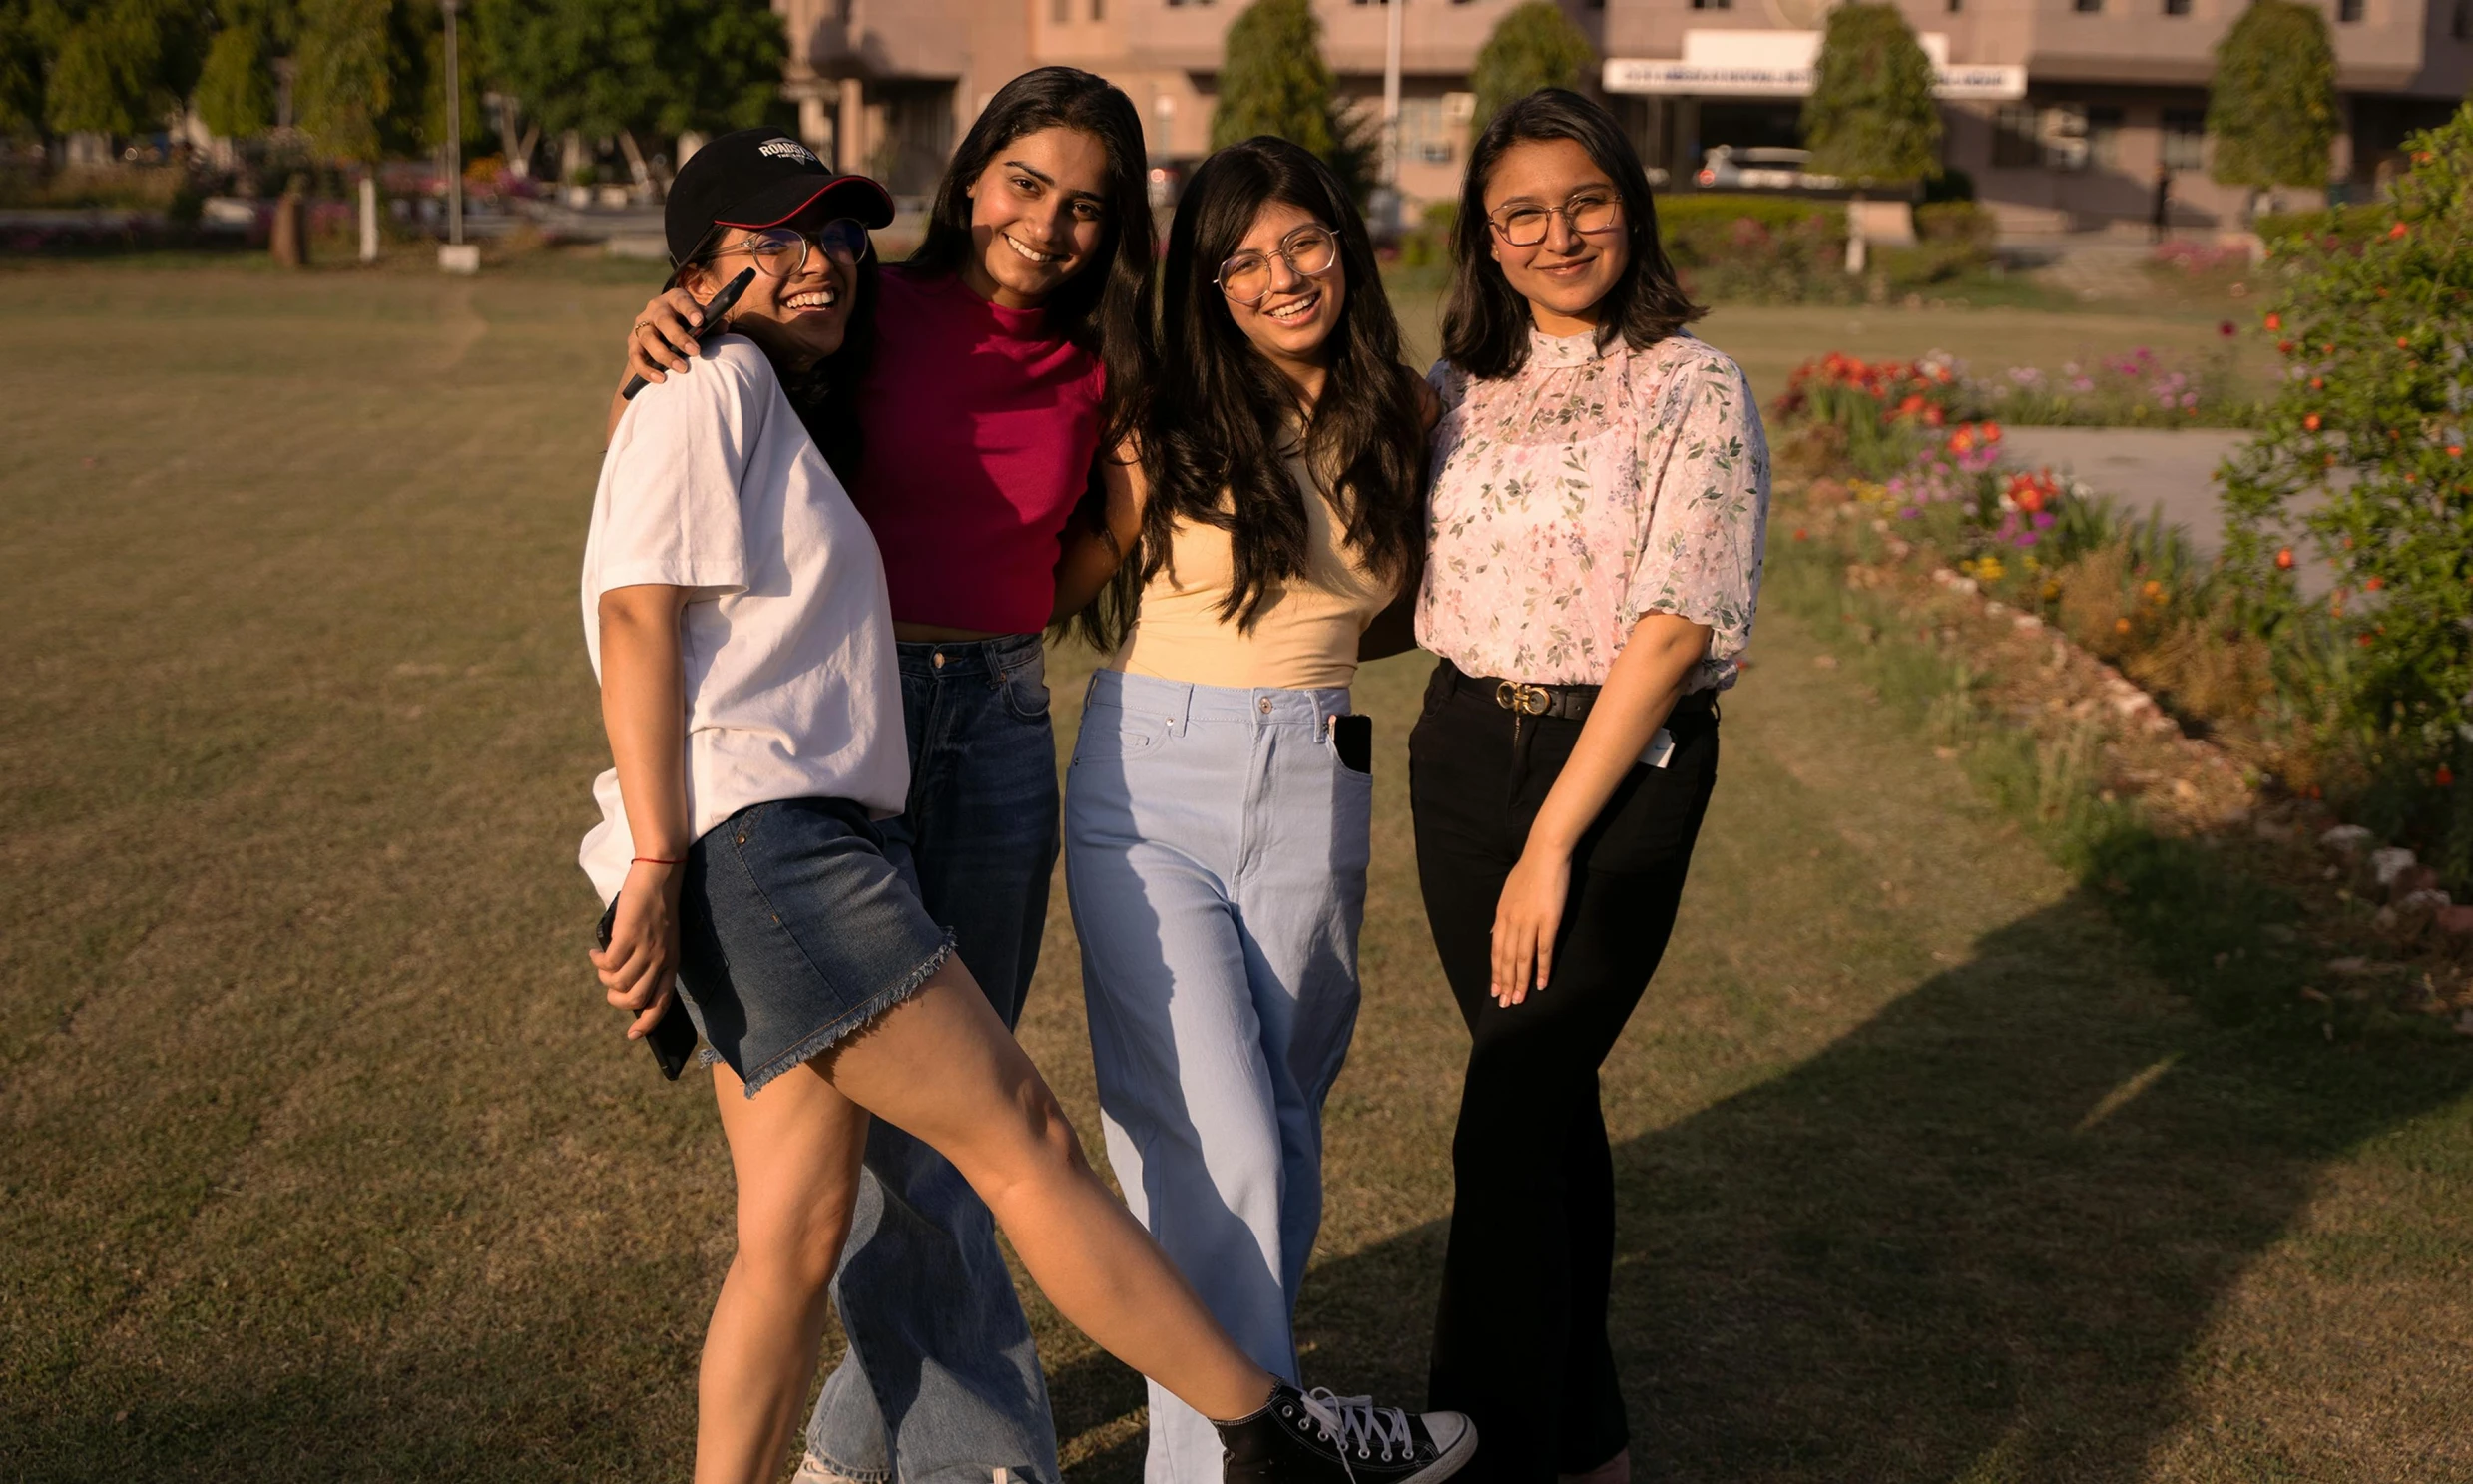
[1443,88,1703,380]
[671,241,879,477]
[908,66,1157,442]
[1094,136,1424,647]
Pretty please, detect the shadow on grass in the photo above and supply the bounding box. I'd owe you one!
[1048,884,2472,1484]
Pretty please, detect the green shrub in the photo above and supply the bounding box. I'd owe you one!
[1468,1,1595,140]
[2221,101,2473,889]
[1914,200,1995,247]
[1656,193,1840,235]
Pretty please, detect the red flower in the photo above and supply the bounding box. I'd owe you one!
[2387,221,2408,240]
[2441,765,2459,788]
[2304,413,2321,431]
[2264,312,2281,330]
[2365,576,2384,591]
[2277,339,2295,354]
[2397,336,2411,348]
[1981,421,2003,442]
[2449,445,2464,458]
[2275,548,2296,571]
[2219,320,2236,337]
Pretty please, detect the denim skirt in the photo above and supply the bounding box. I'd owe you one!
[675,796,956,1098]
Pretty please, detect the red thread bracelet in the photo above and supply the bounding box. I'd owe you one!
[632,855,686,866]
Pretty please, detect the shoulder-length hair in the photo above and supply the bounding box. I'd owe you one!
[1092,136,1425,647]
[1442,88,1703,380]
[907,66,1157,441]
[674,235,879,478]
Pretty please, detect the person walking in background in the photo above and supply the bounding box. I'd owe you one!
[2152,164,2174,244]
[583,126,1473,1484]
[1406,90,1769,1484]
[617,67,1154,1484]
[1058,136,1437,1484]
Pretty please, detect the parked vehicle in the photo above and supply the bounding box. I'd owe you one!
[1694,146,1840,192]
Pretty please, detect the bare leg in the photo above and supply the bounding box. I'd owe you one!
[699,1058,870,1484]
[821,963,1276,1423]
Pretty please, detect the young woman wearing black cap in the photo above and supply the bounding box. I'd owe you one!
[614,73,1150,1484]
[585,129,1474,1484]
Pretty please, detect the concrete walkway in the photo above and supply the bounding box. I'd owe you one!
[1997,427,2250,556]
[1998,425,2335,593]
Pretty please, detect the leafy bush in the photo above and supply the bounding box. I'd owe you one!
[1665,209,1858,306]
[1802,3,1941,187]
[2220,102,2473,880]
[1468,2,1595,140]
[1212,0,1374,199]
[1913,201,1995,247]
[2207,0,2340,193]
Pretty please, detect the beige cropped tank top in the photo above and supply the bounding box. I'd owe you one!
[1109,448,1399,692]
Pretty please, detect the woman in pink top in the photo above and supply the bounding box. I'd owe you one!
[618,67,1154,1484]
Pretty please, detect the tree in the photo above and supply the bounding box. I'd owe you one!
[1468,2,1595,140]
[2207,0,2338,192]
[195,21,275,139]
[1800,2,1941,186]
[39,0,209,138]
[470,0,781,172]
[1211,0,1370,197]
[292,0,397,160]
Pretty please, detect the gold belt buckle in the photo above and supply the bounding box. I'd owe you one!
[1495,681,1550,716]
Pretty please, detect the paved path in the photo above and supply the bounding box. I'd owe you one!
[1997,427,2250,557]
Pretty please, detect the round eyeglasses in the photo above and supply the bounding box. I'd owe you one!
[1487,192,1623,248]
[711,219,874,278]
[1216,225,1339,306]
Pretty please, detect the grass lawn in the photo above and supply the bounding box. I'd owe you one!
[4,260,2467,1483]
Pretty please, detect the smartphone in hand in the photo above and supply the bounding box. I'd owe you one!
[596,898,700,1080]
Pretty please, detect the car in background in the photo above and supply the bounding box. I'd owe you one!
[1694,146,1840,192]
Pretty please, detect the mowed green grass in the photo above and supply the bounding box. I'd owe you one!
[4,261,2468,1483]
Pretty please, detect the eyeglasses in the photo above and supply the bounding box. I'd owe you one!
[709,220,874,278]
[1216,225,1339,306]
[1487,192,1623,248]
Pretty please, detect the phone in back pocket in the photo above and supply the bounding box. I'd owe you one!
[1331,714,1372,774]
[598,898,699,1081]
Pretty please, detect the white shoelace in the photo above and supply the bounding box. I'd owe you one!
[1295,1388,1417,1466]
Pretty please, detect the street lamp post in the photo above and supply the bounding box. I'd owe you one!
[1378,0,1404,239]
[440,0,478,273]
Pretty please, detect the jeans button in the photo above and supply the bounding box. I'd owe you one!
[1257,697,1272,715]
[933,651,945,669]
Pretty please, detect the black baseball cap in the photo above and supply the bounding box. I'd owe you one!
[665,127,896,266]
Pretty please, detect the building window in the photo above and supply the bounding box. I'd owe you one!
[2337,0,2363,18]
[2163,0,2190,14]
[1690,0,1731,10]
[1091,0,1103,18]
[2086,105,2124,168]
[1948,0,1961,11]
[1051,0,1067,21]
[1992,104,2041,168]
[2162,107,2206,170]
[2072,0,2102,11]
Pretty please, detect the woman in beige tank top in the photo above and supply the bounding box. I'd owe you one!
[1054,137,1442,1484]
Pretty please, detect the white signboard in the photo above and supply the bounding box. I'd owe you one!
[1603,30,2024,101]
[1603,57,2026,100]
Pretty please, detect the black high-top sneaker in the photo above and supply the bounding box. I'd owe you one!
[1215,1381,1476,1484]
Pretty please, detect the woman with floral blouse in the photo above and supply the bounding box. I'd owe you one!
[1404,90,1768,1484]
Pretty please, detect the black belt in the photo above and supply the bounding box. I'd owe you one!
[1443,662,1716,727]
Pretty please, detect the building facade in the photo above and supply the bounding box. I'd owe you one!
[779,0,2471,233]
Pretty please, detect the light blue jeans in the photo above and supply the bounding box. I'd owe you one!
[805,635,1061,1484]
[1063,669,1371,1484]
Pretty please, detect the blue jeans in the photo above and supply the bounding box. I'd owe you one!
[1063,670,1370,1484]
[804,633,1063,1484]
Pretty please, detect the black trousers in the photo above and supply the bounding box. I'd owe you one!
[1408,661,1721,1484]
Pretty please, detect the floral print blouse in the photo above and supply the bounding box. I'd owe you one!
[1416,327,1771,691]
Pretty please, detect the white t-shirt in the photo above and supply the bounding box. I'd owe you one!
[578,335,908,903]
